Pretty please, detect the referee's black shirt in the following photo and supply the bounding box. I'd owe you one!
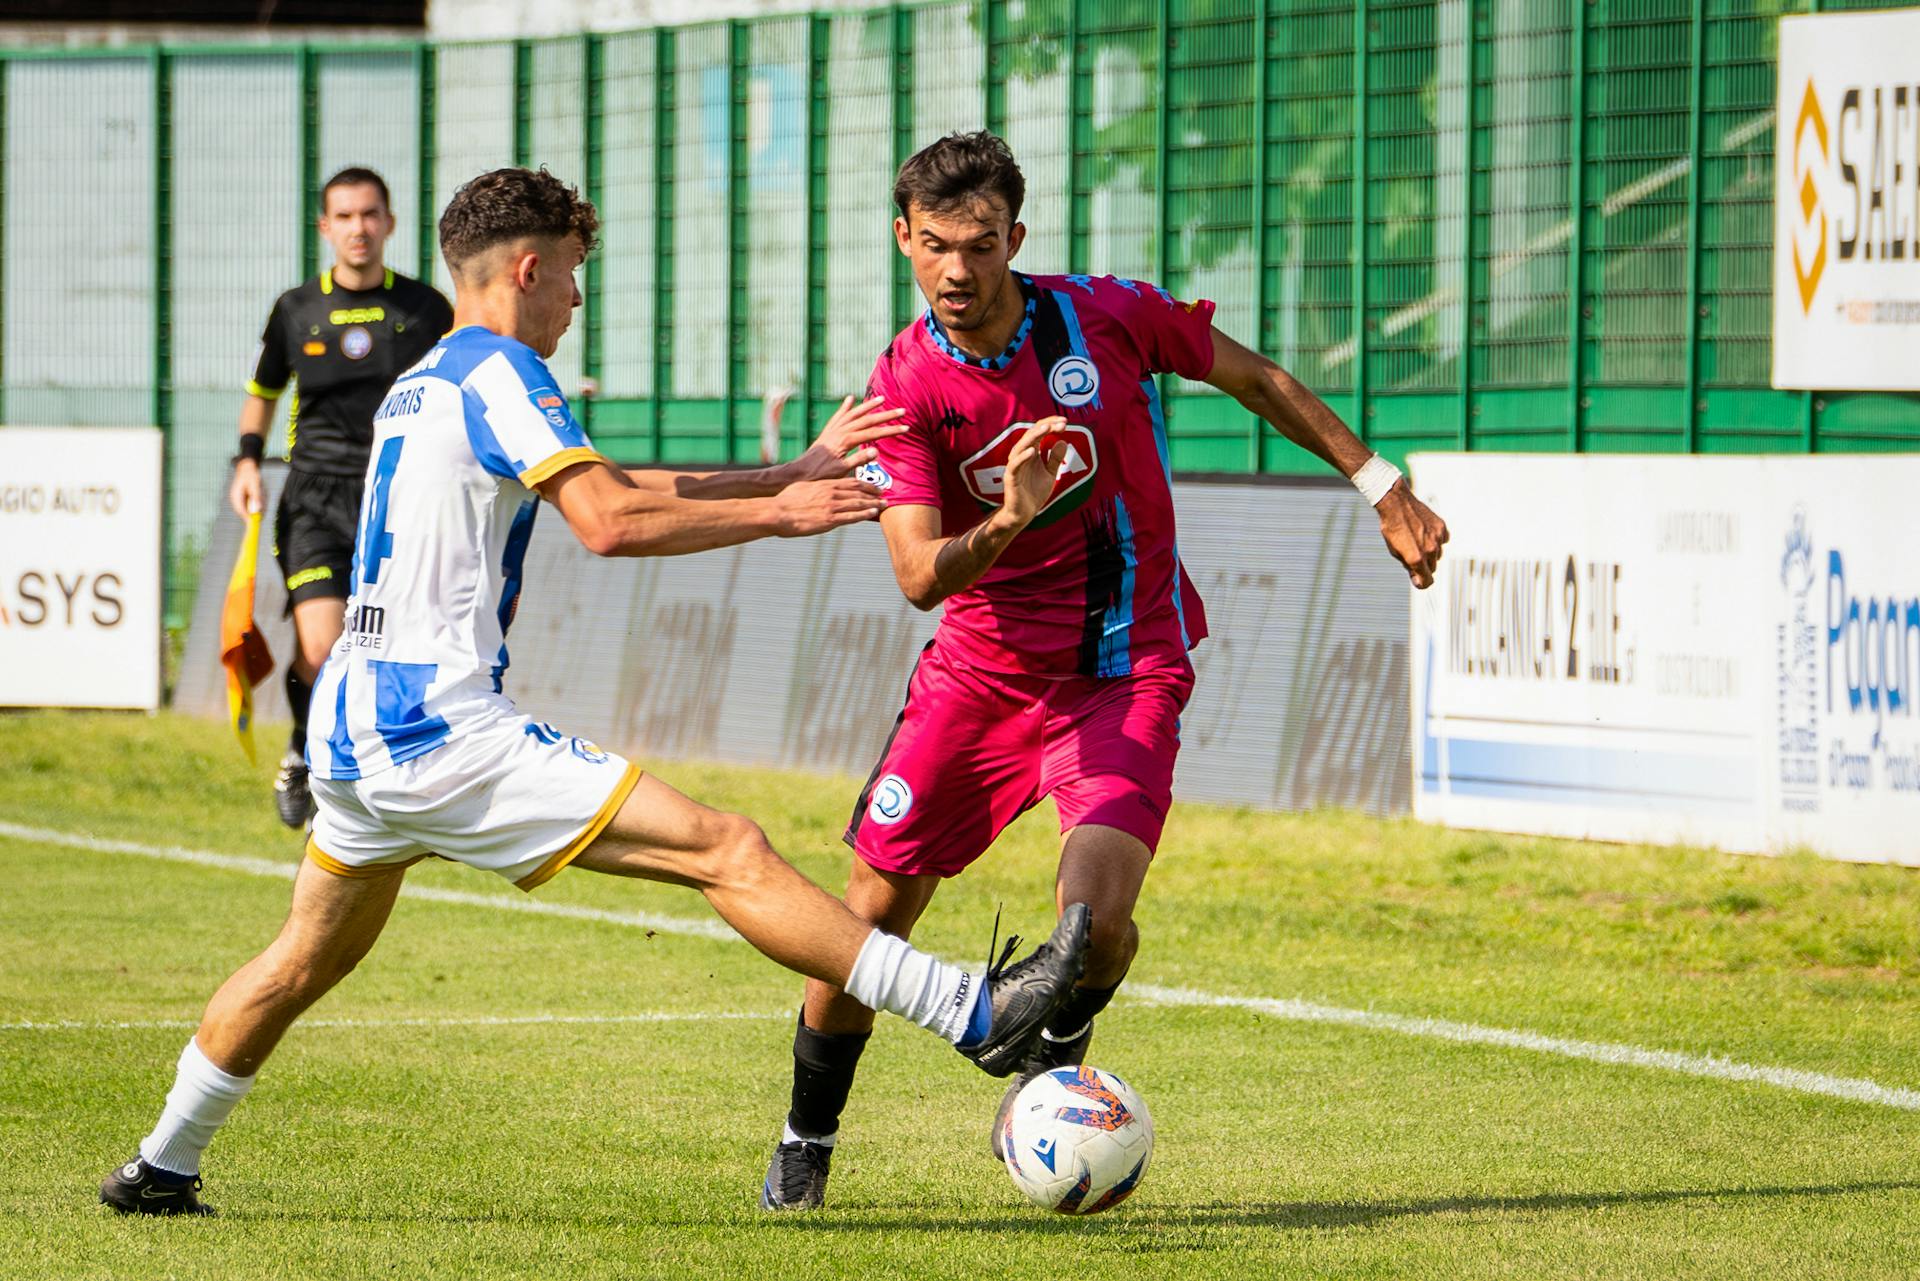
[248,268,454,476]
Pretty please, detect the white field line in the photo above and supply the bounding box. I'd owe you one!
[0,820,735,941]
[1126,985,1920,1113]
[6,819,1917,1112]
[0,1011,783,1032]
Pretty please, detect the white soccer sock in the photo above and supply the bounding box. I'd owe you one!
[138,1038,256,1177]
[782,1122,837,1148]
[842,930,984,1045]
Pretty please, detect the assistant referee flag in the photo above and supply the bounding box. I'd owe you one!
[220,510,276,764]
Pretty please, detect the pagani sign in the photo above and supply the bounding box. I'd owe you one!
[1773,10,1920,391]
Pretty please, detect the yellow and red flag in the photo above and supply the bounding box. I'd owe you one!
[219,510,276,764]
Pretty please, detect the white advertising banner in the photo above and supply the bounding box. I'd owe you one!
[1774,8,1920,390]
[1411,453,1918,866]
[0,427,163,710]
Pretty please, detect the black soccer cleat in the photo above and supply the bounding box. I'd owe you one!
[989,1019,1095,1162]
[273,750,314,829]
[99,1157,215,1217]
[955,903,1091,1079]
[759,1139,833,1211]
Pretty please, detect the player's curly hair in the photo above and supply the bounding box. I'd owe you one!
[893,131,1025,225]
[438,166,601,275]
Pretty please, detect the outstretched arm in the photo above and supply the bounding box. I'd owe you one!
[623,396,907,500]
[1204,328,1450,588]
[538,458,884,558]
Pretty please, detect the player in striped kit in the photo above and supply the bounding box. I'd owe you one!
[101,166,1090,1217]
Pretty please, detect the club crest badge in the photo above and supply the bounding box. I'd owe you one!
[1047,355,1100,408]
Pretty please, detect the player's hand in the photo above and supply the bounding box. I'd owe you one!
[787,396,909,484]
[1376,482,1449,589]
[995,417,1072,530]
[229,458,264,519]
[770,476,887,537]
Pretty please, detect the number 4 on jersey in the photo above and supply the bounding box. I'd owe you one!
[355,435,405,586]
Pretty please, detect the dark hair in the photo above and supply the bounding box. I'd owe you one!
[321,166,391,213]
[438,166,601,274]
[892,131,1025,225]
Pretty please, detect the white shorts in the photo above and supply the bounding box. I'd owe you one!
[307,715,642,892]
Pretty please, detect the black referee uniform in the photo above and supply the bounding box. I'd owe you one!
[248,267,453,611]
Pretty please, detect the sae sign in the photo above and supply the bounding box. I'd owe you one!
[1773,8,1920,390]
[1411,453,1920,866]
[0,427,163,710]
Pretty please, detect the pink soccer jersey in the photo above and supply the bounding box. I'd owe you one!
[865,272,1214,678]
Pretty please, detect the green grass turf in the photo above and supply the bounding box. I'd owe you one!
[0,709,1916,1279]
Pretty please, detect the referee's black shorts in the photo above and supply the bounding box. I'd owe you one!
[273,470,363,612]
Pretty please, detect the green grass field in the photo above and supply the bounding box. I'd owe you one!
[2,710,1917,1279]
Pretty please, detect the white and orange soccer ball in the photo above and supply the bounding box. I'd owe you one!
[999,1065,1153,1214]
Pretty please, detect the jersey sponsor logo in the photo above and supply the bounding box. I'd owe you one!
[960,423,1099,529]
[1047,355,1101,408]
[868,774,913,825]
[341,326,373,360]
[328,306,386,326]
[854,460,893,491]
[347,603,385,649]
[531,391,569,431]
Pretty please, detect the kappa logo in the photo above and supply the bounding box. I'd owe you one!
[341,326,373,360]
[855,460,893,492]
[1047,355,1100,408]
[960,423,1098,529]
[868,774,913,825]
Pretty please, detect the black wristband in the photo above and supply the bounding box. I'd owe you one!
[236,434,266,465]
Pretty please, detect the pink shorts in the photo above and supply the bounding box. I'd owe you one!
[844,642,1194,878]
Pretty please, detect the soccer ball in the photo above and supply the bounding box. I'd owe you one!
[1000,1064,1153,1214]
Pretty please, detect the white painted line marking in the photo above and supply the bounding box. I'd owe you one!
[0,820,736,941]
[0,1011,783,1032]
[7,819,1917,1112]
[1125,985,1920,1113]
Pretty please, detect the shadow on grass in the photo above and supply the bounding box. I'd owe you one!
[761,1180,1920,1243]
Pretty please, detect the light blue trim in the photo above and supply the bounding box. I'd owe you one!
[1096,496,1138,678]
[325,667,360,781]
[369,659,452,766]
[1143,378,1189,647]
[922,274,1038,371]
[1050,286,1103,409]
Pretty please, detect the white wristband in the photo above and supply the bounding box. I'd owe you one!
[1351,454,1402,506]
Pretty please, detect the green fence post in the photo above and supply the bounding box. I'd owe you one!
[726,21,748,463]
[1567,0,1588,453]
[1459,3,1477,450]
[982,0,1003,137]
[1682,0,1707,454]
[1251,0,1270,469]
[153,47,176,628]
[299,45,318,281]
[652,28,675,461]
[1066,0,1085,275]
[1351,0,1368,438]
[804,14,828,436]
[416,42,436,282]
[583,32,604,435]
[513,40,531,167]
[890,5,915,330]
[1153,0,1174,451]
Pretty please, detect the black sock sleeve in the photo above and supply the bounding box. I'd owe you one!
[285,667,314,752]
[786,1012,872,1140]
[1046,979,1122,1039]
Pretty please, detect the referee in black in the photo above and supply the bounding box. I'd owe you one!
[228,167,453,827]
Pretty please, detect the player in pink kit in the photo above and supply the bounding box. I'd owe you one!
[760,133,1449,1209]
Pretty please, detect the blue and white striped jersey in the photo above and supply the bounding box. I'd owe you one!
[305,326,604,781]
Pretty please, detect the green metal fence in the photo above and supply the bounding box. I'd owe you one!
[3,0,1917,627]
